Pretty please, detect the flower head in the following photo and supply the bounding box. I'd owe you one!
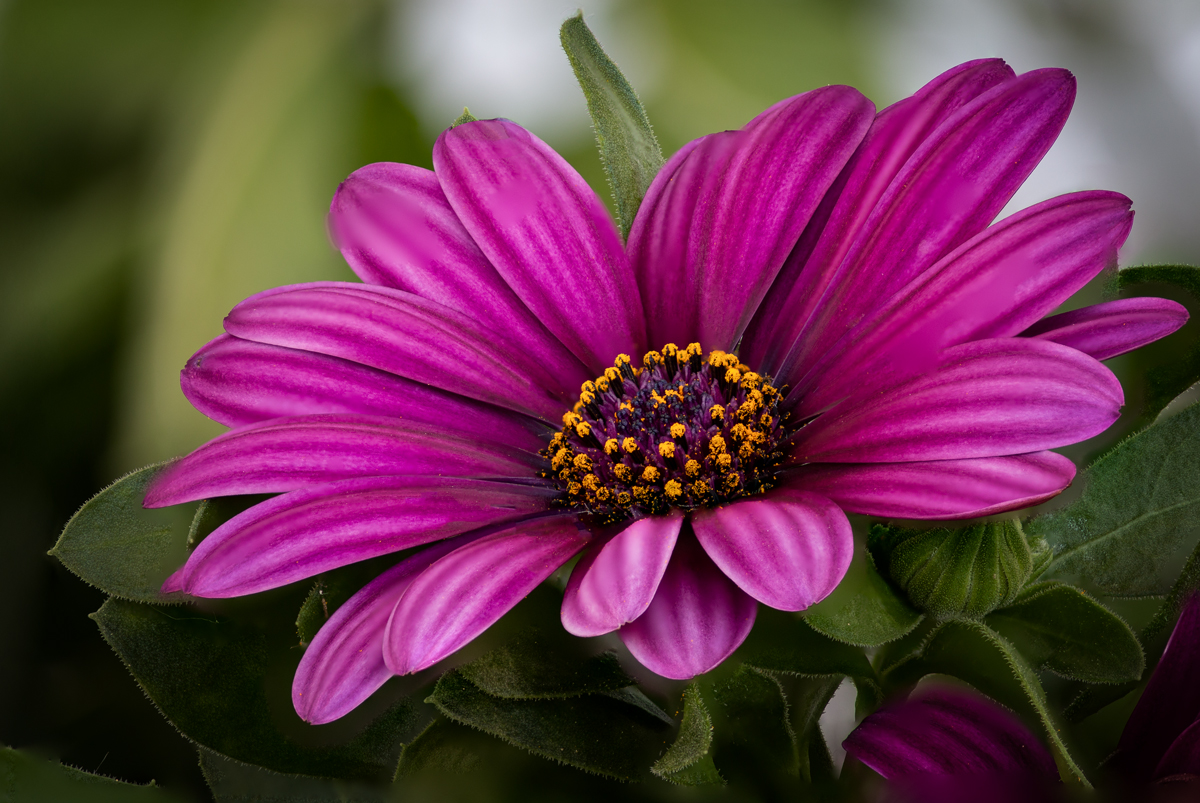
[146,58,1186,723]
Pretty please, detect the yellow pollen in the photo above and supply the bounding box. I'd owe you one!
[659,442,676,459]
[717,453,733,471]
[730,423,750,441]
[575,422,592,439]
[616,491,632,506]
[567,481,582,496]
[725,474,741,490]
[749,430,767,445]
[604,438,620,456]
[709,435,726,455]
[595,487,612,502]
[573,453,593,471]
[692,479,711,495]
[685,342,702,359]
[632,486,650,502]
[581,380,596,395]
[641,466,661,483]
[670,422,686,439]
[662,343,678,358]
[643,350,662,367]
[596,376,610,392]
[573,401,584,414]
[725,367,742,385]
[580,391,595,406]
[622,437,640,453]
[760,413,774,428]
[615,353,631,368]
[739,442,755,459]
[563,411,582,428]
[558,469,571,480]
[604,367,620,383]
[710,405,725,422]
[582,473,599,490]
[613,464,633,482]
[685,459,701,477]
[551,448,571,470]
[741,372,761,389]
[664,480,683,500]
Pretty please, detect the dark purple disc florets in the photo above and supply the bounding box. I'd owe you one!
[539,343,789,523]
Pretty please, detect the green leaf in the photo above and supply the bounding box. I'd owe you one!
[457,632,635,699]
[1030,401,1200,596]
[91,597,415,780]
[803,548,922,647]
[197,747,388,803]
[985,582,1144,684]
[450,107,477,128]
[895,619,1091,788]
[651,682,723,786]
[871,520,1034,619]
[1116,264,1200,419]
[560,12,664,240]
[49,462,192,603]
[425,670,667,781]
[394,718,482,779]
[0,746,182,803]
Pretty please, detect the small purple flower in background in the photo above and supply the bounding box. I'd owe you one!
[842,687,1062,803]
[844,596,1200,800]
[144,58,1186,724]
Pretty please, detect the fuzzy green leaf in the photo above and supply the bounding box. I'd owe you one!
[1031,401,1200,596]
[426,670,667,781]
[872,520,1034,619]
[1116,264,1200,419]
[197,746,388,803]
[986,582,1144,684]
[91,597,415,780]
[560,12,663,239]
[458,632,635,700]
[895,619,1091,788]
[803,548,922,647]
[394,718,483,780]
[49,462,192,603]
[0,747,181,803]
[651,682,723,786]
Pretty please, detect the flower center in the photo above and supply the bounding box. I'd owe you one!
[539,343,789,523]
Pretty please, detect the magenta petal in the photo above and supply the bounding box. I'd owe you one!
[628,86,874,349]
[165,477,554,597]
[434,119,644,373]
[844,687,1057,779]
[743,59,1015,375]
[224,281,589,421]
[787,452,1076,520]
[619,533,757,679]
[778,69,1076,385]
[692,489,852,611]
[182,334,549,450]
[792,191,1133,415]
[292,536,466,724]
[144,414,538,507]
[1022,297,1190,361]
[330,163,558,347]
[384,516,589,674]
[561,512,683,637]
[793,338,1123,463]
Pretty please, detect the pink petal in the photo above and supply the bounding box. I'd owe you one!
[744,59,1015,376]
[627,86,874,350]
[144,414,538,507]
[384,516,589,674]
[786,452,1076,520]
[1022,297,1190,361]
[224,281,589,421]
[292,536,468,724]
[163,477,555,598]
[181,334,550,451]
[619,533,757,679]
[792,338,1123,463]
[560,512,683,637]
[792,191,1133,416]
[434,119,644,373]
[692,489,852,611]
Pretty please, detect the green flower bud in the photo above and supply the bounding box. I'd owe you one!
[870,520,1036,620]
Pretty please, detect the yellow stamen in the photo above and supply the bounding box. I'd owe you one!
[670,422,686,439]
[685,459,701,477]
[658,442,675,459]
[604,438,620,457]
[622,437,639,454]
[709,435,726,455]
[664,480,683,500]
[641,466,661,483]
[573,453,593,471]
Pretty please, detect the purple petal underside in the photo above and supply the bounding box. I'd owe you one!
[292,536,468,725]
[619,532,757,679]
[434,119,645,373]
[161,477,556,598]
[1022,297,1189,361]
[1112,594,1200,782]
[743,58,1015,376]
[627,85,874,350]
[792,191,1133,416]
[844,687,1057,778]
[786,452,1076,520]
[792,337,1123,464]
[329,162,563,350]
[223,281,589,421]
[560,511,683,637]
[182,334,550,450]
[144,414,539,507]
[384,515,589,675]
[776,68,1076,386]
[691,489,852,611]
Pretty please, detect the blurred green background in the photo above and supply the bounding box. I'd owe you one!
[2,0,1198,798]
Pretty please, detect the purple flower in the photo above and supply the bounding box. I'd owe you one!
[146,58,1186,724]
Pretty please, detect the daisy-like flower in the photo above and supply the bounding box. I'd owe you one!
[146,59,1187,724]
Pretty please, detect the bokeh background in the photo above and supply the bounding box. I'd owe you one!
[2,0,1198,798]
